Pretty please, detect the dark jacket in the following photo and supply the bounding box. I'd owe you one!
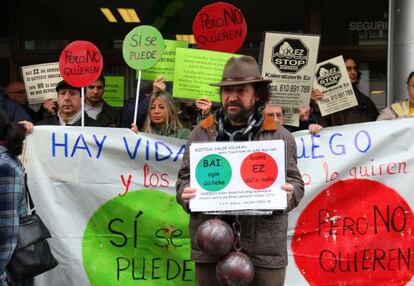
[285,112,319,133]
[121,93,151,129]
[312,86,379,127]
[36,113,104,127]
[176,114,304,268]
[95,101,120,127]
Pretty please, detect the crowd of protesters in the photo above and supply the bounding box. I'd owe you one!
[1,54,414,286]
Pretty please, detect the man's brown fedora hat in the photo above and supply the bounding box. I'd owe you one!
[210,55,272,86]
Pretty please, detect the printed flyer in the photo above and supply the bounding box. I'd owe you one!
[189,140,286,212]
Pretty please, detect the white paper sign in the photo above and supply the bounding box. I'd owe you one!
[21,62,62,104]
[189,140,286,212]
[261,32,320,108]
[314,55,358,116]
[282,107,300,127]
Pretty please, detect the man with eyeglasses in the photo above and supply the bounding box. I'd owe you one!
[36,80,102,126]
[311,57,379,127]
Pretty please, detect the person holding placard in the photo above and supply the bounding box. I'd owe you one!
[176,56,304,286]
[377,71,414,120]
[85,75,120,127]
[36,80,103,127]
[131,91,191,139]
[311,57,378,126]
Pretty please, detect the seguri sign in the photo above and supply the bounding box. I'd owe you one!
[349,20,388,31]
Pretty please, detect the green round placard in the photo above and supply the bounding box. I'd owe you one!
[122,25,165,70]
[195,154,232,191]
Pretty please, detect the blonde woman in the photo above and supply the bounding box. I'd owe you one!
[131,92,191,139]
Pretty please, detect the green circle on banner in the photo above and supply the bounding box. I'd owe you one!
[122,25,165,70]
[82,190,194,285]
[195,154,231,191]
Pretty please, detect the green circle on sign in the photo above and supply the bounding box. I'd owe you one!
[122,25,165,70]
[82,190,194,285]
[196,154,231,191]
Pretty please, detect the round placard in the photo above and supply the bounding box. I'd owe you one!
[192,2,247,53]
[59,41,103,87]
[122,25,165,70]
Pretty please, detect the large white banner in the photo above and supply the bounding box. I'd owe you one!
[26,119,414,285]
[288,118,414,285]
[26,127,192,286]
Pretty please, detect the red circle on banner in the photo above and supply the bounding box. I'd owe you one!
[292,179,414,285]
[240,152,278,189]
[192,2,247,53]
[59,41,103,87]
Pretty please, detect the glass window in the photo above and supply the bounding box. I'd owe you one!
[321,0,388,46]
[19,0,305,53]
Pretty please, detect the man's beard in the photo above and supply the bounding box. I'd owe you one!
[223,102,254,124]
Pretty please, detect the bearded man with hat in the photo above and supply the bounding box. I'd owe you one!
[176,56,304,286]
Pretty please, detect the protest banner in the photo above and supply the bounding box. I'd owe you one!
[172,48,239,102]
[261,32,320,108]
[192,2,247,53]
[314,55,358,116]
[26,119,414,285]
[103,76,124,107]
[21,62,62,104]
[189,140,286,212]
[27,127,193,286]
[288,118,414,285]
[141,40,189,81]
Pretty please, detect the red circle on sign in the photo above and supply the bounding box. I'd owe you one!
[240,152,278,189]
[59,41,103,87]
[292,179,414,285]
[192,2,247,53]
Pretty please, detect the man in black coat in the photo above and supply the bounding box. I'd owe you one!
[36,80,102,127]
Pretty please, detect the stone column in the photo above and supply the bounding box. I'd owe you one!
[388,0,414,104]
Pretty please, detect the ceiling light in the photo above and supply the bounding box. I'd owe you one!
[175,34,196,44]
[100,8,117,23]
[118,8,140,23]
[371,90,385,94]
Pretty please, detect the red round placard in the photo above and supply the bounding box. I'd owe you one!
[192,2,247,53]
[59,41,103,87]
[292,179,414,285]
[240,152,278,189]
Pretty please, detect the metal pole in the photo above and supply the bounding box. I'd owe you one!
[388,0,414,104]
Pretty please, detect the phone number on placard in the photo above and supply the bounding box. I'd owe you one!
[271,84,311,93]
